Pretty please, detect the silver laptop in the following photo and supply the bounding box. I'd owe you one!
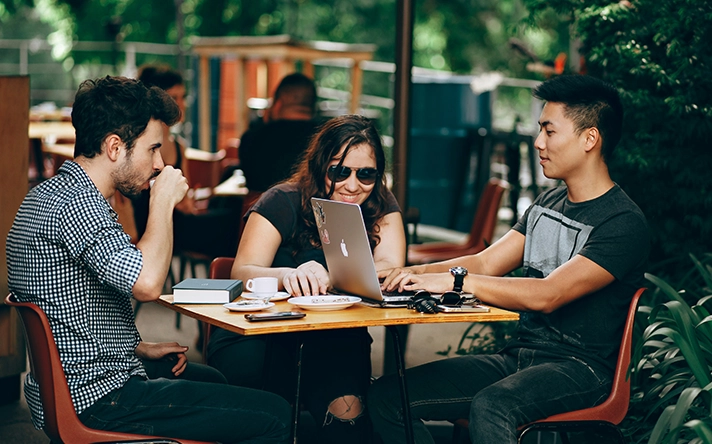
[311,197,415,307]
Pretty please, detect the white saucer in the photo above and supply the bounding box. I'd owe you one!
[223,301,275,312]
[241,291,290,302]
[287,296,361,311]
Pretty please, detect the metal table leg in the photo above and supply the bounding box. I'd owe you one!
[292,341,305,443]
[386,325,414,444]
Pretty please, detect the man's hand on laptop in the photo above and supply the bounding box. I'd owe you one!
[283,261,330,296]
[380,267,453,294]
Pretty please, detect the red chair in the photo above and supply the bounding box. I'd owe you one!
[452,287,646,444]
[407,178,508,265]
[199,257,237,362]
[5,294,211,444]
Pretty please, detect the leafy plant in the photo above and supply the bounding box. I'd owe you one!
[625,254,712,444]
[522,0,712,288]
[437,321,517,357]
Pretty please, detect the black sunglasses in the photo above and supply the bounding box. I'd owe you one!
[408,290,480,313]
[327,165,379,185]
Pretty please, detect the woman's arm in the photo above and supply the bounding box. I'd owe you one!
[372,212,407,271]
[231,212,330,296]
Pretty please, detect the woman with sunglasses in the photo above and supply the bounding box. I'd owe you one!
[206,114,406,444]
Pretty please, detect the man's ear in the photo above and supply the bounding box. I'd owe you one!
[583,127,600,153]
[104,134,124,162]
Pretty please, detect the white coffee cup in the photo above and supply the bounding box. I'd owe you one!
[246,277,278,297]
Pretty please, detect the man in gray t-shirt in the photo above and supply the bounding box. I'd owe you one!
[370,75,649,444]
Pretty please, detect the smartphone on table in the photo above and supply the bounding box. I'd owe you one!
[244,311,306,322]
[434,305,490,313]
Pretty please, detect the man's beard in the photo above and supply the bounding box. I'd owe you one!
[113,155,153,198]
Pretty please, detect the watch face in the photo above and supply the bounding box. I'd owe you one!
[450,266,468,276]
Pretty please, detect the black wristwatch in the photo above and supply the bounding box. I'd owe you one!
[449,266,468,292]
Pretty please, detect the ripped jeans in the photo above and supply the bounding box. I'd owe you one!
[208,327,374,444]
[368,347,612,444]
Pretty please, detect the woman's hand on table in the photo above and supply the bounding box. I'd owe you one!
[135,341,189,376]
[282,261,330,296]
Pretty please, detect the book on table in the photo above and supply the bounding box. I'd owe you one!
[172,278,243,304]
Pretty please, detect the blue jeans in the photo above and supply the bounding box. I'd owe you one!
[368,347,612,444]
[79,376,292,443]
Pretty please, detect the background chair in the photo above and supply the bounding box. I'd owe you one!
[172,147,238,326]
[451,287,646,444]
[5,294,211,444]
[199,257,236,362]
[407,178,508,265]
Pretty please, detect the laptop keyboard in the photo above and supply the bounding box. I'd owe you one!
[382,289,418,297]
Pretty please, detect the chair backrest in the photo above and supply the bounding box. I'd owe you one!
[465,178,508,250]
[185,147,227,189]
[5,294,72,442]
[202,257,237,360]
[210,257,235,279]
[537,287,646,424]
[4,294,209,444]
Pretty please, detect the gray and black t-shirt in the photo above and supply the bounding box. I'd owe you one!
[507,184,649,372]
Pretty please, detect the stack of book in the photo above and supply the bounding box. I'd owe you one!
[172,278,243,304]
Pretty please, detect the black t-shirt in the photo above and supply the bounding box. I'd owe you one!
[238,119,321,192]
[248,182,401,269]
[507,184,649,372]
[207,183,401,356]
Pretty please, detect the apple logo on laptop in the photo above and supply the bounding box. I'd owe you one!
[340,239,349,257]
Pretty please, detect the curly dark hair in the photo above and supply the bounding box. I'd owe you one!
[137,64,184,91]
[71,76,180,158]
[288,114,391,253]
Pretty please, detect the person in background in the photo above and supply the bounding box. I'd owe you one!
[239,72,321,192]
[369,75,650,444]
[208,115,406,443]
[132,64,194,238]
[6,75,291,443]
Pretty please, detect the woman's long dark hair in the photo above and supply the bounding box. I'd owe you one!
[288,114,391,253]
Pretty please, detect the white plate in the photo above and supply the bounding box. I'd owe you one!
[241,291,291,302]
[287,296,361,311]
[223,301,275,312]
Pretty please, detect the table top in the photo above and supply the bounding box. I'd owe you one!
[43,143,74,159]
[157,295,519,335]
[213,177,249,196]
[29,121,76,141]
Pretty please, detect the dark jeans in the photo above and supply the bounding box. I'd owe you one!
[368,347,612,444]
[208,327,374,444]
[78,374,292,443]
[141,358,228,384]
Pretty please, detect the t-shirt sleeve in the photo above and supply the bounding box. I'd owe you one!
[248,187,300,242]
[578,211,649,282]
[384,189,402,214]
[60,191,142,296]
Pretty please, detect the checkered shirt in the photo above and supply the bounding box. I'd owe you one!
[6,161,147,430]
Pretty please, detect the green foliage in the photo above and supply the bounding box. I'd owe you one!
[624,254,712,444]
[437,321,517,357]
[521,0,712,284]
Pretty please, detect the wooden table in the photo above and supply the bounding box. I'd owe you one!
[157,295,518,443]
[28,121,76,181]
[29,121,75,141]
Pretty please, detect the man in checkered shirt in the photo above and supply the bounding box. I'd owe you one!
[7,76,291,443]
